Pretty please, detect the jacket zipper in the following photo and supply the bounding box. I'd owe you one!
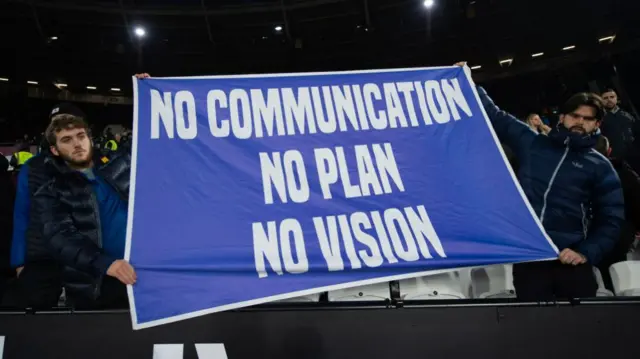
[89,190,104,299]
[540,143,570,224]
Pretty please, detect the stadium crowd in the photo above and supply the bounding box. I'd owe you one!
[0,70,639,310]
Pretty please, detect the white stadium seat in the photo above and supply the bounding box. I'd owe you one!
[592,267,614,297]
[399,271,466,300]
[471,264,516,299]
[609,261,640,296]
[328,282,391,301]
[276,293,321,303]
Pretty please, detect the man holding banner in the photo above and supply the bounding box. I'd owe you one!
[35,115,136,309]
[468,63,625,300]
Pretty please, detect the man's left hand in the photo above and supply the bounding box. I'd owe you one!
[559,248,587,266]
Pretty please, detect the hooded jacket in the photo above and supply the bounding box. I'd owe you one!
[33,152,130,299]
[478,87,624,264]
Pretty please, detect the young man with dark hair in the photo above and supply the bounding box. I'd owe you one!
[600,88,638,162]
[34,114,136,309]
[458,63,625,300]
[8,103,84,308]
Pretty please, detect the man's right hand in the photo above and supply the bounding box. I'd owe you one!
[134,73,150,79]
[106,260,137,285]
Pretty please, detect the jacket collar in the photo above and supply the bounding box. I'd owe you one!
[547,125,600,151]
[46,152,105,178]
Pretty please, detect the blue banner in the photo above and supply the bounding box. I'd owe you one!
[126,66,558,329]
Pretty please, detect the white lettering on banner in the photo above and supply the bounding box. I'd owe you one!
[150,90,198,139]
[311,205,447,270]
[412,81,433,125]
[279,218,309,274]
[282,87,317,135]
[385,208,420,261]
[251,88,286,138]
[259,151,310,204]
[146,73,465,281]
[313,216,345,271]
[252,219,308,278]
[311,87,336,134]
[370,211,399,264]
[441,78,473,120]
[396,82,419,126]
[153,343,229,359]
[151,77,474,140]
[354,145,383,196]
[314,143,404,200]
[253,221,283,278]
[350,212,384,268]
[383,83,408,128]
[350,84,371,130]
[335,147,362,199]
[314,148,339,200]
[174,91,198,139]
[424,80,450,124]
[150,90,174,139]
[363,83,387,130]
[229,89,253,139]
[337,214,363,269]
[331,85,360,132]
[207,90,229,137]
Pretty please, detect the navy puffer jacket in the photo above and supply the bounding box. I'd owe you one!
[478,87,624,265]
[34,152,130,300]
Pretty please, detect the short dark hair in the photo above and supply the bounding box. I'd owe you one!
[595,135,610,157]
[559,92,605,122]
[602,88,617,96]
[46,114,89,146]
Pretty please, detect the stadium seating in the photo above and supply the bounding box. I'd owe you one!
[609,261,640,296]
[327,282,391,301]
[276,293,321,303]
[399,271,466,300]
[592,267,615,297]
[471,264,516,299]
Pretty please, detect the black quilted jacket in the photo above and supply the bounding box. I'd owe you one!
[25,154,57,263]
[34,152,131,300]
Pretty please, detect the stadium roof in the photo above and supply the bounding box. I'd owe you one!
[1,0,638,95]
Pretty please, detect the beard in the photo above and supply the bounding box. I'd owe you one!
[569,125,586,135]
[59,146,93,169]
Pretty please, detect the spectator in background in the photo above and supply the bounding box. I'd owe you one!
[104,133,120,152]
[9,143,33,171]
[525,113,551,135]
[35,114,136,309]
[594,135,640,290]
[600,88,638,161]
[460,61,625,301]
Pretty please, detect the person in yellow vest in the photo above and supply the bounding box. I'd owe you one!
[9,147,33,170]
[104,133,121,152]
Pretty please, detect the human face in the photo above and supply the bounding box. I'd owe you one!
[559,105,600,136]
[602,91,618,110]
[50,127,93,169]
[528,115,542,128]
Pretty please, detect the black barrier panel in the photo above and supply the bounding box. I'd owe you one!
[1,303,640,359]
